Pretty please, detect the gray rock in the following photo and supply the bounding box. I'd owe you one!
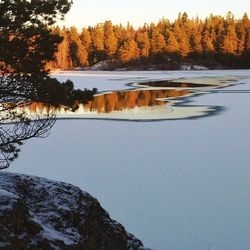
[0,172,146,250]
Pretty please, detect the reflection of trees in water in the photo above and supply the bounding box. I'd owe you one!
[139,81,212,88]
[26,88,190,114]
[80,89,189,113]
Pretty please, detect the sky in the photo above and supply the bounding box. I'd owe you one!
[60,0,250,29]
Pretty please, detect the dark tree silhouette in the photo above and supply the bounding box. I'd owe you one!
[0,0,73,73]
[0,0,97,169]
[0,113,56,170]
[0,0,96,107]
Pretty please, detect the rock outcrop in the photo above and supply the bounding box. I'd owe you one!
[90,60,113,71]
[0,172,145,250]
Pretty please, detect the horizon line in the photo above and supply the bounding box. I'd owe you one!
[58,11,249,30]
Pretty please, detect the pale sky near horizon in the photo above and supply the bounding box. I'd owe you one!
[60,0,250,29]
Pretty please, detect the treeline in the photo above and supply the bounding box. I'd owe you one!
[48,12,250,70]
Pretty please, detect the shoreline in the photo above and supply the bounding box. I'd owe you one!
[51,67,250,74]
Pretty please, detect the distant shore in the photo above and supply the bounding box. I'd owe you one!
[50,64,236,73]
[50,59,249,72]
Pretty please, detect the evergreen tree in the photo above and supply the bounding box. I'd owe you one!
[136,32,150,58]
[81,28,92,53]
[201,29,214,53]
[239,13,250,50]
[118,39,140,63]
[113,24,127,44]
[156,18,171,39]
[173,22,190,57]
[53,27,72,69]
[222,12,238,54]
[165,31,179,53]
[126,22,136,39]
[213,17,225,53]
[91,24,105,51]
[68,27,88,67]
[104,21,118,58]
[189,23,203,54]
[44,12,250,69]
[150,28,166,53]
[90,24,105,63]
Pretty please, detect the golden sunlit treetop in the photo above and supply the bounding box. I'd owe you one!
[49,12,250,70]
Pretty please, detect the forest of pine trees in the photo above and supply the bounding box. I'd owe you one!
[48,12,250,70]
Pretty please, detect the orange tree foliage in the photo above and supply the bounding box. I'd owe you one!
[118,39,140,63]
[50,12,250,69]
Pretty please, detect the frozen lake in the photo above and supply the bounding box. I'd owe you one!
[10,70,250,250]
